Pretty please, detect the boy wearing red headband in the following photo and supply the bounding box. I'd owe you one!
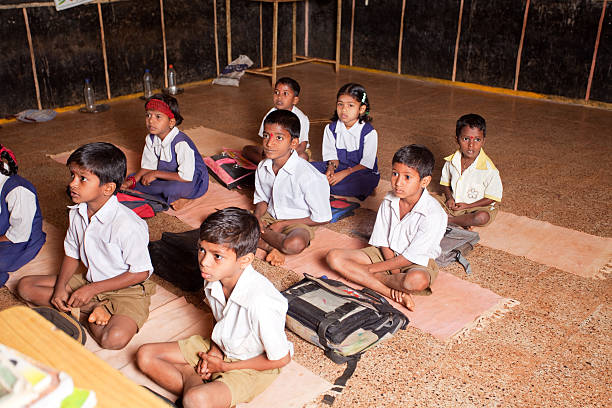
[122,93,208,209]
[0,144,46,286]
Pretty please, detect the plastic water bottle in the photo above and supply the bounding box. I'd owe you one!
[143,69,153,99]
[167,64,177,94]
[83,78,95,112]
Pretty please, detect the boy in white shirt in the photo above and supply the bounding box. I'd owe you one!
[17,142,155,350]
[437,113,503,228]
[253,109,332,266]
[137,207,292,408]
[243,77,310,163]
[326,145,447,310]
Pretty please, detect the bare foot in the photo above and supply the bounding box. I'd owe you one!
[390,288,415,311]
[170,198,191,211]
[88,305,111,326]
[266,248,286,266]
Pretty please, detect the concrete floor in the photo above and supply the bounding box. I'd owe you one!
[1,63,610,407]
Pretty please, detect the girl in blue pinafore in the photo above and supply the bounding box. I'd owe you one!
[0,144,46,286]
[123,93,208,208]
[311,83,380,201]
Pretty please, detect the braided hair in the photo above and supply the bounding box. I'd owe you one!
[0,144,18,176]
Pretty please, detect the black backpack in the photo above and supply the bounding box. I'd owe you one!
[282,274,408,405]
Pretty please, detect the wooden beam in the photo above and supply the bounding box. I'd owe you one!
[397,0,406,74]
[304,0,309,56]
[272,0,278,85]
[335,0,341,71]
[349,0,355,66]
[97,2,111,100]
[214,0,220,76]
[514,0,530,91]
[226,0,232,64]
[586,0,607,101]
[292,2,297,62]
[259,2,263,67]
[160,0,168,88]
[22,8,41,110]
[452,0,464,82]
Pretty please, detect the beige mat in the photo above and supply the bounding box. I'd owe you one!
[184,125,253,157]
[279,227,518,342]
[48,145,141,176]
[166,182,254,228]
[5,222,332,406]
[475,212,612,279]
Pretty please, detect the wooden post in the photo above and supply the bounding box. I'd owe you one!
[349,0,355,66]
[514,0,530,91]
[160,0,168,88]
[97,2,111,100]
[292,2,297,62]
[397,0,406,74]
[22,8,41,110]
[335,0,341,72]
[304,0,309,56]
[585,0,607,101]
[226,0,232,65]
[452,0,464,82]
[272,0,278,86]
[214,0,220,76]
[259,2,263,68]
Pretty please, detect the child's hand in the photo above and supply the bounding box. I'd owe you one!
[329,169,349,186]
[196,352,211,380]
[51,288,70,312]
[202,353,226,374]
[267,221,286,233]
[67,285,96,308]
[140,171,158,186]
[453,202,469,210]
[446,198,456,210]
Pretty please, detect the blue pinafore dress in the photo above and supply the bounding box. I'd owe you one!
[311,121,380,201]
[0,175,46,285]
[134,132,209,204]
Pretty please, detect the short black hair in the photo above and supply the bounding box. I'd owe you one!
[456,113,486,138]
[67,142,126,195]
[199,207,260,258]
[275,77,300,96]
[392,144,435,179]
[263,109,301,140]
[146,93,183,126]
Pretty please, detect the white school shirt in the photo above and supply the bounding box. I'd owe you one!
[258,106,310,147]
[140,127,196,181]
[0,173,36,243]
[204,264,293,361]
[369,189,447,267]
[440,149,503,204]
[321,121,378,169]
[253,150,331,223]
[64,195,153,282]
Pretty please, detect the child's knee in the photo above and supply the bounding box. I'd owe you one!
[98,326,133,350]
[472,211,490,226]
[281,234,308,255]
[403,270,429,292]
[326,249,342,269]
[136,344,154,371]
[16,277,34,301]
[183,388,214,408]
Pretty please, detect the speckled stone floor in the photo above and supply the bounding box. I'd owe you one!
[1,63,610,407]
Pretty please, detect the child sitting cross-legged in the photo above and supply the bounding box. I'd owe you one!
[254,109,332,266]
[326,145,447,310]
[17,142,155,350]
[436,113,503,228]
[136,207,292,408]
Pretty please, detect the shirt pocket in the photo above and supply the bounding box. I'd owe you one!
[97,240,125,271]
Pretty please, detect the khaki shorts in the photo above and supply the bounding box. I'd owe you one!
[432,193,498,227]
[360,246,439,295]
[68,273,156,329]
[178,335,280,407]
[260,211,315,241]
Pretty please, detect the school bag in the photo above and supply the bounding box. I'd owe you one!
[435,225,480,274]
[329,197,360,223]
[117,189,169,218]
[282,274,408,405]
[203,148,257,189]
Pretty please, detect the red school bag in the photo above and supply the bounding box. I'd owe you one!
[117,189,169,218]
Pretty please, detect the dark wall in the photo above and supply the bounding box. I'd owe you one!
[1,0,610,116]
[306,0,611,103]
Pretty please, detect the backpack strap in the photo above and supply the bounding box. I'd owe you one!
[322,355,360,405]
[453,249,473,275]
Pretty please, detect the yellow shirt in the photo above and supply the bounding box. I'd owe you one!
[440,149,503,203]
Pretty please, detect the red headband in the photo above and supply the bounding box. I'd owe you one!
[0,146,17,166]
[145,99,175,119]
